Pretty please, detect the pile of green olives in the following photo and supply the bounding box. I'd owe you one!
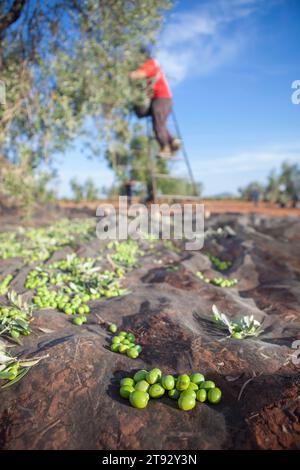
[109,324,142,359]
[33,286,90,316]
[197,271,238,288]
[119,368,222,410]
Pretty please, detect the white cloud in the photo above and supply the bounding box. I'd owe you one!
[187,142,300,195]
[157,0,270,84]
[193,142,300,174]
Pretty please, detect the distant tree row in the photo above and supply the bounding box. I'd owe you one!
[239,162,300,207]
[69,178,100,202]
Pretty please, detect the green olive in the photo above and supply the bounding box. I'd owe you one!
[10,330,20,339]
[200,380,215,390]
[120,377,135,387]
[146,368,162,385]
[232,332,243,339]
[178,393,196,411]
[126,332,135,342]
[8,371,18,380]
[190,373,205,385]
[176,374,190,391]
[161,375,175,391]
[119,385,135,399]
[109,323,117,333]
[180,389,196,400]
[186,382,198,393]
[126,348,139,359]
[111,343,119,352]
[196,389,207,402]
[149,383,165,398]
[133,370,147,382]
[134,380,150,393]
[129,390,149,409]
[168,389,180,400]
[112,336,122,344]
[207,387,222,404]
[118,344,129,354]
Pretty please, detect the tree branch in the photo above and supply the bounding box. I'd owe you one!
[0,0,27,36]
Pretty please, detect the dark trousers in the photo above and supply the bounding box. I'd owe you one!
[151,98,173,148]
[135,98,173,148]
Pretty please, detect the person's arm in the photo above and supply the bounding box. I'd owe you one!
[130,69,148,80]
[130,60,159,80]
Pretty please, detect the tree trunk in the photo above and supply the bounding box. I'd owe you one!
[0,0,27,37]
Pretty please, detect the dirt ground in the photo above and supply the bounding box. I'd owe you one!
[58,199,300,218]
[0,205,299,450]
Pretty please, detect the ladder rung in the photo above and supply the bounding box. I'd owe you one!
[116,165,149,169]
[115,160,183,169]
[160,158,183,162]
[153,173,186,179]
[155,195,201,200]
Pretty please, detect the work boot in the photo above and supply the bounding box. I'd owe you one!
[158,145,173,159]
[170,138,181,153]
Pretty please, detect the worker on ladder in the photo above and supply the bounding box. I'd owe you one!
[130,46,181,159]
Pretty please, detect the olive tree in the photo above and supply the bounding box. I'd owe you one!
[0,0,172,206]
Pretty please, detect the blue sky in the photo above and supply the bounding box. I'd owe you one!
[54,0,300,197]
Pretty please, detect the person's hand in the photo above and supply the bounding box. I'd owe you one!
[130,70,147,80]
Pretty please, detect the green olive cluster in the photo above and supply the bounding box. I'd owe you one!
[33,286,91,315]
[25,255,128,325]
[25,255,99,290]
[211,277,238,287]
[25,269,49,289]
[0,274,14,296]
[109,324,142,359]
[0,218,96,263]
[0,361,22,381]
[0,348,43,389]
[206,254,232,271]
[26,258,126,294]
[197,271,238,288]
[108,240,143,268]
[119,369,222,410]
[0,305,31,339]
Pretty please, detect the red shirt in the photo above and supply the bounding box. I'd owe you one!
[138,59,172,99]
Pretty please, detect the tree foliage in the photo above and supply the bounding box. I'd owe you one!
[239,162,300,207]
[0,0,172,205]
[70,177,100,202]
[238,181,265,202]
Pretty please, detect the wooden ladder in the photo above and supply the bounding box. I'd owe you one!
[146,111,200,203]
